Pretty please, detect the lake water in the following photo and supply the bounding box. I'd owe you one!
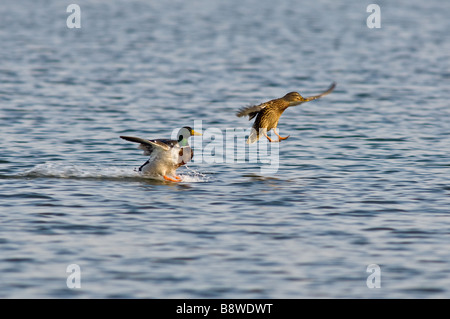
[1,0,450,298]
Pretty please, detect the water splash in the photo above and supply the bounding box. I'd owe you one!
[21,162,140,179]
[180,165,211,183]
[20,162,209,182]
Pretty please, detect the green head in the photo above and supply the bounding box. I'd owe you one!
[178,126,202,145]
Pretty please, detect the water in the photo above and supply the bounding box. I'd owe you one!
[1,0,450,298]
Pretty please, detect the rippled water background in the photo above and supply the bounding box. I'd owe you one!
[1,0,450,298]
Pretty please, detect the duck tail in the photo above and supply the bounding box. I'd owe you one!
[246,128,261,144]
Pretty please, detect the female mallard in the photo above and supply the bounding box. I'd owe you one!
[120,126,201,182]
[236,82,336,144]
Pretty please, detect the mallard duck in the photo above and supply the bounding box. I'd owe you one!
[236,82,336,144]
[120,126,201,182]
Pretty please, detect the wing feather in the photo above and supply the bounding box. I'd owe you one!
[236,101,272,120]
[120,136,172,156]
[304,82,336,102]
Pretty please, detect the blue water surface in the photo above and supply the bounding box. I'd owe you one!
[0,0,450,298]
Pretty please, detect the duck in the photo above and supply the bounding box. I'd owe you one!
[120,126,201,182]
[236,82,336,144]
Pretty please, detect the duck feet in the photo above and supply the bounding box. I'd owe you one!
[273,129,290,142]
[264,131,277,143]
[163,175,182,182]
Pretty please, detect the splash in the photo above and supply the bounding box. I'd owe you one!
[21,162,140,179]
[20,162,209,182]
[179,165,211,183]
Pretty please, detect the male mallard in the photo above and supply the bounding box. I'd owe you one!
[236,82,336,144]
[120,126,201,182]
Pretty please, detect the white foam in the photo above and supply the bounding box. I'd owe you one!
[179,165,211,183]
[21,162,139,179]
[20,162,209,182]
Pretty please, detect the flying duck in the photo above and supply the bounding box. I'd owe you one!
[236,82,336,144]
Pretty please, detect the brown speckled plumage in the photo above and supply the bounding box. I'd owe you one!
[237,83,336,144]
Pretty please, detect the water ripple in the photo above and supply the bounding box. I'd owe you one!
[1,0,450,299]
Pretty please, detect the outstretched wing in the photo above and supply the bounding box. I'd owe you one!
[236,101,273,120]
[120,136,172,156]
[303,82,336,102]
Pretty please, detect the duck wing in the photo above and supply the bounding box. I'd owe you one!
[236,101,274,120]
[303,82,336,102]
[120,136,175,156]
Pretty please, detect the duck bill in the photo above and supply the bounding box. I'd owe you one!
[191,130,202,136]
